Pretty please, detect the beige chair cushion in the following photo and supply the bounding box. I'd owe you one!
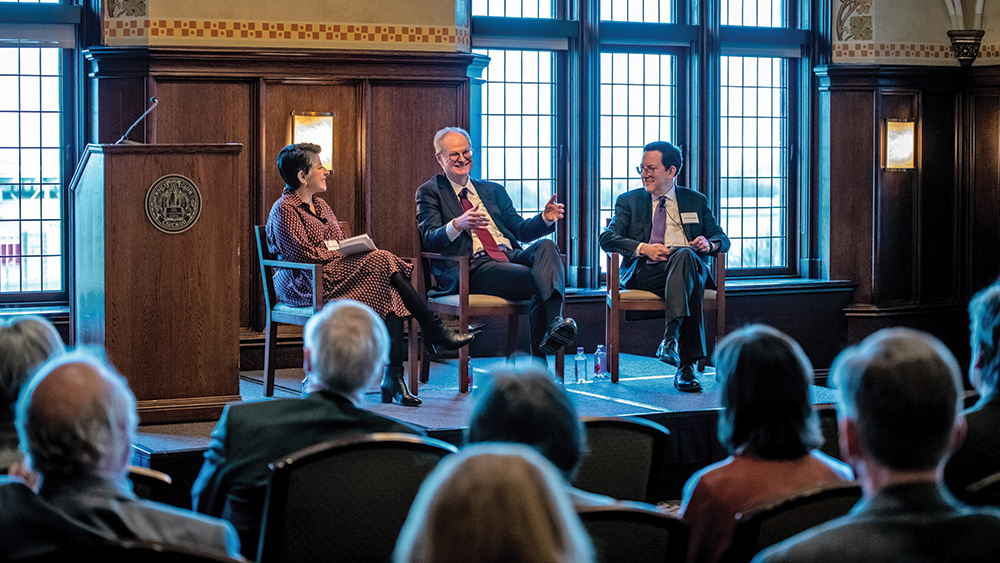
[429,294,530,307]
[274,303,315,316]
[613,289,717,301]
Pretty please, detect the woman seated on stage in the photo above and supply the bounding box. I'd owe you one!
[266,143,472,406]
[393,443,594,563]
[678,324,853,563]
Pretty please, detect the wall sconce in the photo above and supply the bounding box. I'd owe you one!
[883,118,915,170]
[291,112,335,170]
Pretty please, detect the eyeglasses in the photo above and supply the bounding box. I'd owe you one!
[636,165,661,176]
[443,149,474,162]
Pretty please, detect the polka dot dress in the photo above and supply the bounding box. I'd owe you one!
[266,187,412,319]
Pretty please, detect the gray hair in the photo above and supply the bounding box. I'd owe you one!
[969,279,1000,400]
[433,127,471,154]
[0,315,65,412]
[831,327,963,471]
[303,300,389,397]
[18,349,138,478]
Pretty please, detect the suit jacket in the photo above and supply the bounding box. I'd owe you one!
[0,474,240,561]
[416,174,554,295]
[945,395,1000,500]
[599,187,729,289]
[753,482,1000,563]
[191,390,423,558]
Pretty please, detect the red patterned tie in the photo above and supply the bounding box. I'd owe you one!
[459,188,508,262]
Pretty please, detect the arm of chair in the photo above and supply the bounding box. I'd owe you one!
[261,258,325,310]
[420,252,471,311]
[606,251,621,305]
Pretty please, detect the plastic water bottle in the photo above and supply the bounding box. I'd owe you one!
[594,345,608,380]
[574,347,587,383]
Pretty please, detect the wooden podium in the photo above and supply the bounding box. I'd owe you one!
[70,144,243,424]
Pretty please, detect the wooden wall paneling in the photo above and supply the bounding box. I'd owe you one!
[368,81,469,258]
[827,89,876,305]
[969,92,1000,295]
[90,76,148,144]
[874,91,917,307]
[151,80,254,327]
[917,89,961,304]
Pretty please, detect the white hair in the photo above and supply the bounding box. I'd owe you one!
[303,300,389,397]
[18,349,137,478]
[433,127,471,154]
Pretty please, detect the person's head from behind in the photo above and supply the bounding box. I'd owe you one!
[303,300,389,400]
[277,143,327,190]
[831,327,964,475]
[17,350,137,480]
[466,362,584,481]
[969,279,1000,400]
[394,443,594,563]
[0,315,65,414]
[714,324,822,459]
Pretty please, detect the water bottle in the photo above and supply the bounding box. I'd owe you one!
[594,345,608,380]
[574,347,587,383]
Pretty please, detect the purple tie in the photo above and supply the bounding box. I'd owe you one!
[647,196,667,263]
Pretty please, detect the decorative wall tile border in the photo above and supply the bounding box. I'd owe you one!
[103,17,461,50]
[834,41,1000,63]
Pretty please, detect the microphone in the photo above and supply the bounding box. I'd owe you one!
[115,97,159,145]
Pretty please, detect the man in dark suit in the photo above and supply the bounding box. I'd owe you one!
[0,351,240,561]
[946,279,1000,499]
[598,141,729,392]
[415,127,576,359]
[192,300,422,559]
[754,328,1000,563]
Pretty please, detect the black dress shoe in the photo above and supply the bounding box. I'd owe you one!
[539,317,577,355]
[422,315,474,355]
[657,339,680,367]
[380,367,421,406]
[673,364,702,393]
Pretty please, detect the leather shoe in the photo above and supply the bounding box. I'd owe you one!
[380,367,421,406]
[656,339,680,367]
[539,317,577,355]
[673,364,702,393]
[422,315,474,355]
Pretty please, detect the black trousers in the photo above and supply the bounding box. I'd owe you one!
[624,247,708,365]
[468,238,564,357]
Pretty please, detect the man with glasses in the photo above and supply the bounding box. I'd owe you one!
[416,127,576,361]
[599,141,729,392]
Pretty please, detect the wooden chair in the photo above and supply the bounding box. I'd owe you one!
[126,465,186,508]
[722,483,863,563]
[577,504,689,563]
[415,250,564,394]
[573,416,671,504]
[255,224,419,397]
[605,250,725,382]
[256,432,457,563]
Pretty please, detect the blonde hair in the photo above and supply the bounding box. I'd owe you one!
[394,443,594,563]
[0,316,65,410]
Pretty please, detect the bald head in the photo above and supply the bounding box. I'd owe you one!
[18,352,138,479]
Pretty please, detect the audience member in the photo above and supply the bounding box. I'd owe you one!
[393,443,595,563]
[467,362,626,508]
[0,315,65,475]
[754,328,1000,563]
[192,300,423,559]
[946,279,1000,499]
[679,324,852,563]
[0,351,241,560]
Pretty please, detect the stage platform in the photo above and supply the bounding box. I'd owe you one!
[133,353,840,506]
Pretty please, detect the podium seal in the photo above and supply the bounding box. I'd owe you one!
[145,174,202,234]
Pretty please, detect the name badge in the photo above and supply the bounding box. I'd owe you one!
[325,240,339,251]
[680,212,700,224]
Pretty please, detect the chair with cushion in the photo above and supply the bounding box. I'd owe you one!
[415,249,564,394]
[605,250,725,381]
[572,416,671,504]
[255,224,418,397]
[256,432,457,563]
[722,483,863,563]
[577,504,689,563]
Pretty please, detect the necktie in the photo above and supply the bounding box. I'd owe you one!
[459,188,508,262]
[647,196,667,264]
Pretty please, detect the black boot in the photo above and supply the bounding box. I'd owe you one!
[422,315,474,355]
[380,366,421,406]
